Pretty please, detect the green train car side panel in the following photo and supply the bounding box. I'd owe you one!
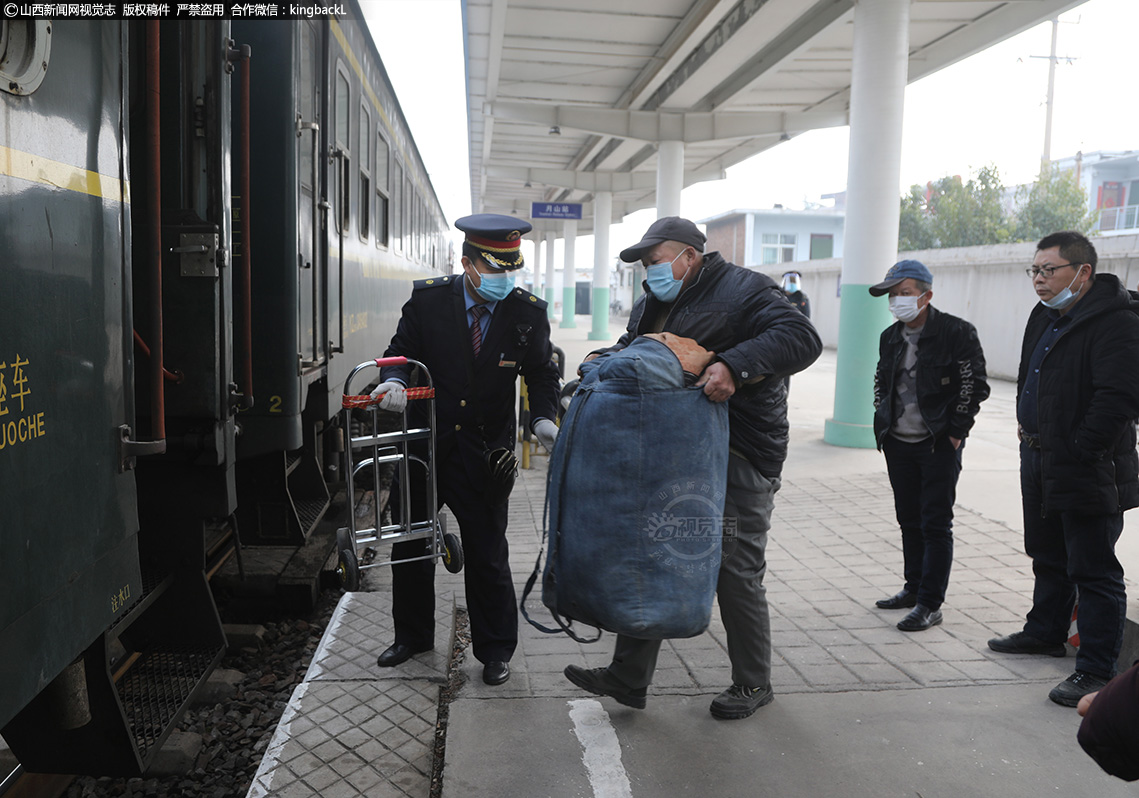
[0,21,142,729]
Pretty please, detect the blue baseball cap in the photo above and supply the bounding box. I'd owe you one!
[869,259,933,296]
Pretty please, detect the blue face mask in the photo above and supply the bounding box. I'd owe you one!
[1040,267,1085,310]
[472,270,514,302]
[645,249,691,302]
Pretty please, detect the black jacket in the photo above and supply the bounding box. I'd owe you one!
[381,275,560,474]
[873,306,990,447]
[1016,273,1139,515]
[593,251,822,477]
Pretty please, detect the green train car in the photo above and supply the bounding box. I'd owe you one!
[0,4,446,776]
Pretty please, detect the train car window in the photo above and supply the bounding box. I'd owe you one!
[405,177,414,258]
[334,65,351,233]
[404,175,412,259]
[392,161,403,252]
[375,133,390,248]
[0,20,51,96]
[358,103,371,241]
[298,24,316,190]
[416,199,423,262]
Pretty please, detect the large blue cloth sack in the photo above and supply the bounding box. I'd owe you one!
[542,336,729,639]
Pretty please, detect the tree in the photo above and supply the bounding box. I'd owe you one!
[897,165,1010,250]
[898,185,936,251]
[1011,165,1094,242]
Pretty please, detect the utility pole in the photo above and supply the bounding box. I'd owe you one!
[1030,17,1078,178]
[1041,18,1058,175]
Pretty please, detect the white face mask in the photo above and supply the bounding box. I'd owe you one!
[1040,267,1085,310]
[889,293,925,323]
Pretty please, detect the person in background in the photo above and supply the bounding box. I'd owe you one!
[370,214,561,687]
[988,231,1139,707]
[869,259,989,632]
[781,270,811,396]
[781,270,810,318]
[562,216,821,720]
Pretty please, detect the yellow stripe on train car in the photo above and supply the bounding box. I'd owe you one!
[0,145,130,204]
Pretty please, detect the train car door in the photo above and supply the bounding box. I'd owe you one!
[297,21,325,369]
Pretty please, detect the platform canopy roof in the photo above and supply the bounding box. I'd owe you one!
[463,0,1086,234]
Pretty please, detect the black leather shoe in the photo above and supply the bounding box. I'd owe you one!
[376,642,431,667]
[897,605,943,632]
[987,630,1066,657]
[875,589,917,610]
[483,661,511,685]
[1048,671,1109,707]
[564,665,647,709]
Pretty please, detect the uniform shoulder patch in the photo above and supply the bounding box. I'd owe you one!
[414,275,454,290]
[510,286,548,310]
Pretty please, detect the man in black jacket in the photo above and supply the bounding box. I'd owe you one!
[870,260,989,632]
[988,231,1139,707]
[371,214,561,687]
[562,216,822,719]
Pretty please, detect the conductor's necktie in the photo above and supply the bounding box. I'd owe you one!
[469,305,486,357]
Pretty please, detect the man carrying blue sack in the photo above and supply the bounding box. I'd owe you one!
[562,216,822,719]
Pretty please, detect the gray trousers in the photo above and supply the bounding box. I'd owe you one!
[607,453,780,689]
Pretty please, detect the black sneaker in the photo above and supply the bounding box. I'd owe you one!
[1048,671,1109,707]
[709,684,774,720]
[564,665,647,709]
[987,630,1066,657]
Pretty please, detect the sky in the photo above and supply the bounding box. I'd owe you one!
[363,0,1139,274]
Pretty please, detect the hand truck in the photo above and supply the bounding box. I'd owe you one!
[334,356,463,591]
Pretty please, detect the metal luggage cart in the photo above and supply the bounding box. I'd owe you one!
[334,356,463,591]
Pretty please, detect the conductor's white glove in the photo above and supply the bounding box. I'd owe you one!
[370,381,407,413]
[533,418,559,451]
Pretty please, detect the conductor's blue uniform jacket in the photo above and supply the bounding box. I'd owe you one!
[379,273,560,663]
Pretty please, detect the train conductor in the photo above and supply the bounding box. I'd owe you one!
[371,213,561,685]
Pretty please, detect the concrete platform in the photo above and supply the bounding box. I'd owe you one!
[248,317,1139,797]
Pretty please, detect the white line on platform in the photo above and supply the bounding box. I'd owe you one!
[568,699,634,798]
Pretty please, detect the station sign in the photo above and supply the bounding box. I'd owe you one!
[531,202,583,220]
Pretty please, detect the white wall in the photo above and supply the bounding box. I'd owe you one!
[758,234,1139,379]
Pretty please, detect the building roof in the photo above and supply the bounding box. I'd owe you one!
[463,0,1087,235]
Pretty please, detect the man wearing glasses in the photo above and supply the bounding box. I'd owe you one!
[988,231,1139,707]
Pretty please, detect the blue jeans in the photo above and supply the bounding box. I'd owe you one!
[1021,444,1125,679]
[882,434,962,611]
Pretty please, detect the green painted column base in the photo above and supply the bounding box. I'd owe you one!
[824,282,893,449]
[544,287,556,321]
[560,285,577,329]
[823,417,877,449]
[588,286,610,340]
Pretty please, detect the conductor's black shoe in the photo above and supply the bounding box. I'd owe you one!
[987,630,1066,657]
[875,589,917,610]
[376,643,431,667]
[896,605,943,632]
[483,661,511,685]
[709,684,774,720]
[1048,671,1109,707]
[563,665,647,709]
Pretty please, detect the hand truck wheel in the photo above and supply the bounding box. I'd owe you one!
[442,531,464,574]
[336,526,354,557]
[336,547,360,591]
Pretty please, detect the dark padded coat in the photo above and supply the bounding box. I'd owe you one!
[593,251,822,478]
[873,305,990,448]
[1016,273,1139,515]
